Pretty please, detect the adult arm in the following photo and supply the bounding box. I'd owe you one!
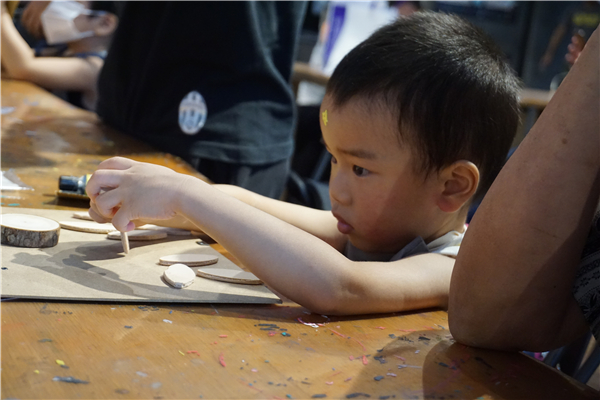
[449,28,600,351]
[1,3,100,91]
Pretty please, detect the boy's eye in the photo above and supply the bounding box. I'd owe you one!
[353,165,368,176]
[330,155,338,164]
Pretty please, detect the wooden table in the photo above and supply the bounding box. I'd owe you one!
[2,79,597,399]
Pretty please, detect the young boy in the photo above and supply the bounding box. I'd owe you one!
[86,12,520,316]
[1,1,118,110]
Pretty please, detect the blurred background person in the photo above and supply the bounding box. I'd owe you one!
[1,1,118,111]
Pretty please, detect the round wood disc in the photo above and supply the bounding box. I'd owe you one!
[159,253,219,266]
[162,263,195,289]
[195,268,263,285]
[1,214,60,248]
[137,224,192,236]
[72,211,93,221]
[59,220,115,234]
[107,230,168,241]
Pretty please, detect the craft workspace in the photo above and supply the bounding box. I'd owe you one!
[1,76,598,400]
[2,1,600,399]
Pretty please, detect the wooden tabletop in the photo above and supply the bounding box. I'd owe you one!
[1,79,597,399]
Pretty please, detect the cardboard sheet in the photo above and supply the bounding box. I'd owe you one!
[1,208,281,304]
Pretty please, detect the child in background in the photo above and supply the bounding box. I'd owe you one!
[1,1,118,110]
[86,12,520,316]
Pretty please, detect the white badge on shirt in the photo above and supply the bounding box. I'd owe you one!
[178,91,207,135]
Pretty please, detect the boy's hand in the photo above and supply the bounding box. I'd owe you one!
[86,157,190,232]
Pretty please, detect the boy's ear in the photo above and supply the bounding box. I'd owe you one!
[436,160,479,213]
[94,14,118,37]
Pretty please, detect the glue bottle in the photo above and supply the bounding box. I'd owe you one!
[58,174,92,195]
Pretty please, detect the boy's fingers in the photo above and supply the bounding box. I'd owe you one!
[88,206,111,224]
[86,169,124,200]
[111,208,135,233]
[94,189,123,219]
[97,157,137,171]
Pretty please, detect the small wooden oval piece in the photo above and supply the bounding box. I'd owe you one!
[107,230,167,241]
[59,220,115,234]
[162,263,196,289]
[1,214,60,248]
[136,224,192,236]
[72,211,93,221]
[195,268,263,285]
[159,253,218,266]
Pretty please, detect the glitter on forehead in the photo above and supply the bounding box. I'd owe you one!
[322,110,328,126]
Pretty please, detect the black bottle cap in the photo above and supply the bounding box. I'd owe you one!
[58,175,81,193]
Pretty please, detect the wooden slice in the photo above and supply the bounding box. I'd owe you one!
[1,214,60,248]
[59,220,115,234]
[162,263,195,289]
[158,253,219,266]
[72,211,93,221]
[136,224,192,236]
[107,230,167,241]
[195,268,263,285]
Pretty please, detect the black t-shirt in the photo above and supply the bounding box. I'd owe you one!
[97,1,306,165]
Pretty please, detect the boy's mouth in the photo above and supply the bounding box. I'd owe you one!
[333,213,354,234]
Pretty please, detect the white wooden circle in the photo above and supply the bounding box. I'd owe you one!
[162,263,195,289]
[158,253,219,266]
[2,214,60,231]
[107,230,167,241]
[137,225,192,236]
[195,268,263,285]
[59,220,115,234]
[72,211,93,221]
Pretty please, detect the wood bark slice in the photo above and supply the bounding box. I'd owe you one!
[162,263,196,289]
[1,214,60,248]
[195,268,263,285]
[107,230,167,241]
[59,220,115,234]
[159,253,219,266]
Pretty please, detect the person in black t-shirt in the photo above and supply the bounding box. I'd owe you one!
[95,1,307,199]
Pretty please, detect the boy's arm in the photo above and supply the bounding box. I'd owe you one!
[132,184,346,251]
[161,179,454,315]
[448,28,600,352]
[212,184,346,251]
[1,4,100,91]
[87,160,453,315]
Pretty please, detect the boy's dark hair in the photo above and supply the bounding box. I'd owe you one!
[326,11,521,203]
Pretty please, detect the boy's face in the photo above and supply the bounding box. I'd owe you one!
[320,95,444,254]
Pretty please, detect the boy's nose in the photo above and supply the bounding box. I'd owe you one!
[329,168,351,206]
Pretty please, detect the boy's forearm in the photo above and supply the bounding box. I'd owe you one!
[213,184,345,251]
[449,29,600,351]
